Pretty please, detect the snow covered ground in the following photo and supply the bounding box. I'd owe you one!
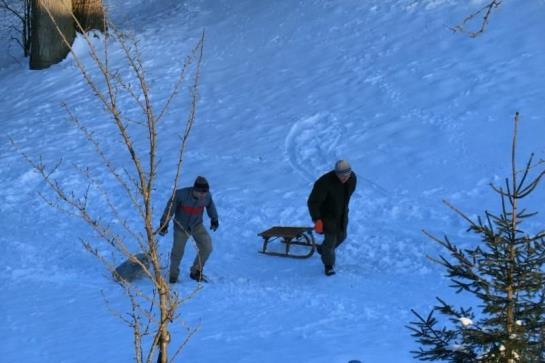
[2,0,545,362]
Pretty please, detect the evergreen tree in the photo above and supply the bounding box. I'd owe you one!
[409,113,545,363]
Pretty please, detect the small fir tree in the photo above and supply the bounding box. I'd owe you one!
[409,113,545,363]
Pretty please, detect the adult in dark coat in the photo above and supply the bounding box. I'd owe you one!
[308,160,357,276]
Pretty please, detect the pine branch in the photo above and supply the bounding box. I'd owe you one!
[412,113,545,362]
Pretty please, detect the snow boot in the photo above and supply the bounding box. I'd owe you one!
[189,270,208,283]
[169,275,178,284]
[324,265,336,276]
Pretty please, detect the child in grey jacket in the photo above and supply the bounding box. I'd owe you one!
[159,176,219,283]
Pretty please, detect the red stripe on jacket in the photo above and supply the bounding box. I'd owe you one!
[179,204,204,215]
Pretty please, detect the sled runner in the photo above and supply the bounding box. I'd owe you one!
[258,226,316,259]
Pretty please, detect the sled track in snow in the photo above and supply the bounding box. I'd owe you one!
[284,113,347,182]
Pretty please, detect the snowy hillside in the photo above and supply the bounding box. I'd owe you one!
[2,0,545,362]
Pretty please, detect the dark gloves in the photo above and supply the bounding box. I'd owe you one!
[158,225,168,236]
[210,219,219,232]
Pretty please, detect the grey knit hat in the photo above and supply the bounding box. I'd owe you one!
[193,176,209,192]
[334,160,352,175]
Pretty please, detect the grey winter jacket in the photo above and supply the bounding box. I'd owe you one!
[160,187,219,233]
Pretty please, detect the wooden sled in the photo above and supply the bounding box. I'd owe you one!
[258,226,316,259]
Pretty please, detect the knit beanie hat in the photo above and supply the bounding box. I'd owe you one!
[334,160,352,175]
[193,176,209,192]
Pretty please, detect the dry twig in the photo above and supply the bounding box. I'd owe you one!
[450,0,502,38]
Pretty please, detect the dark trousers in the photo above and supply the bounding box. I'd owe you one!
[321,230,347,267]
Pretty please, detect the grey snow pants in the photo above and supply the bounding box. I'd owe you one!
[169,223,213,280]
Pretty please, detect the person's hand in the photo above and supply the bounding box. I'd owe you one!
[210,219,219,232]
[314,219,323,234]
[158,226,168,236]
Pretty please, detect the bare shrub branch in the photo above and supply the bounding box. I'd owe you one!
[450,0,502,38]
[0,0,31,56]
[11,5,206,363]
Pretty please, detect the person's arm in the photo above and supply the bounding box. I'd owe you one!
[207,194,219,231]
[308,179,326,221]
[159,191,177,234]
[349,172,357,197]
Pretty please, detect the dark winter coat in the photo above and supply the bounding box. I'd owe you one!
[307,171,357,234]
[160,187,218,233]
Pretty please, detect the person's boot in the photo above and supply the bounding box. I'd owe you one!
[169,275,178,284]
[189,270,208,283]
[324,265,335,276]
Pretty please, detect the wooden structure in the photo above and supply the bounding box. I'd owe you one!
[258,226,315,259]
